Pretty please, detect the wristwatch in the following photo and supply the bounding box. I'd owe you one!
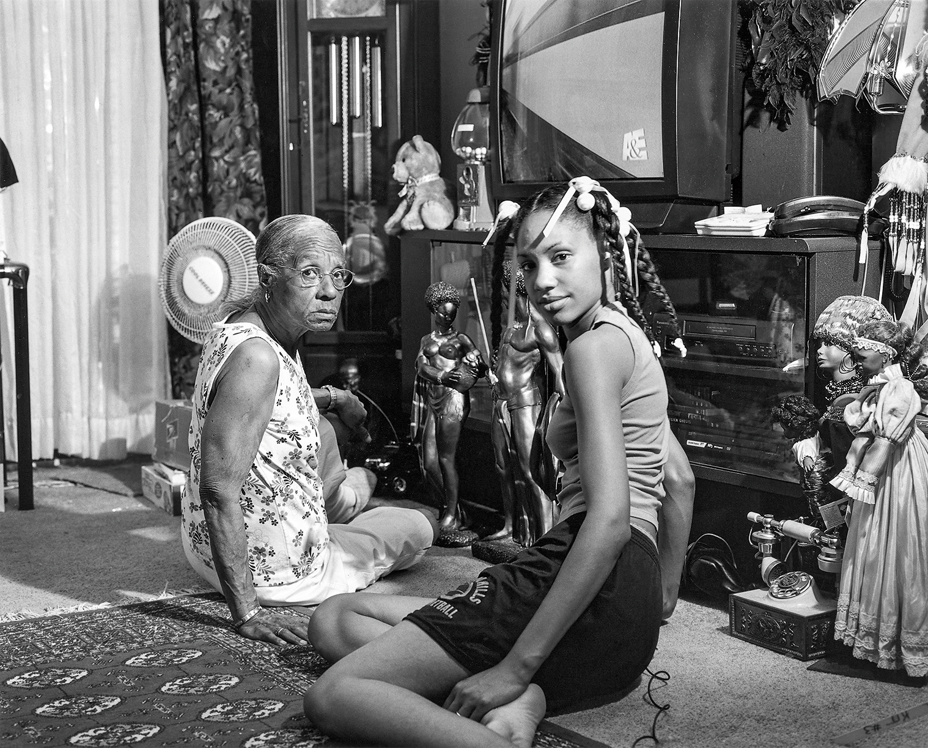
[322,384,339,412]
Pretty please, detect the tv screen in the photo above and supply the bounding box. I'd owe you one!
[490,0,739,232]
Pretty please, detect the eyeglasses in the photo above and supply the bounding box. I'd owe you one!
[290,266,354,290]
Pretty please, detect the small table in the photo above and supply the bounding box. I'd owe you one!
[0,261,32,510]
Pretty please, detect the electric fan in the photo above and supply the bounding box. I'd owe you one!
[159,218,258,344]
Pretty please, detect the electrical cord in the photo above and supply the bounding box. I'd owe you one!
[782,537,799,567]
[356,389,400,443]
[632,667,671,746]
[687,532,740,576]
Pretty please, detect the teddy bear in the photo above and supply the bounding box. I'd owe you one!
[384,135,454,235]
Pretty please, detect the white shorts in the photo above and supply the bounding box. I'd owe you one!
[184,415,433,607]
[185,506,434,607]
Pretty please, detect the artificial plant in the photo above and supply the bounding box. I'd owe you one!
[742,0,858,129]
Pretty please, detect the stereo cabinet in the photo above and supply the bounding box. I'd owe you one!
[400,231,881,534]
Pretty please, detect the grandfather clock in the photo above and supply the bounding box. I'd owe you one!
[276,0,441,416]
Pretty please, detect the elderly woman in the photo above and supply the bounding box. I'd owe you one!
[411,281,489,546]
[181,215,437,645]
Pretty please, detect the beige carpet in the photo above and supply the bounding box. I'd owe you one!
[1,458,925,747]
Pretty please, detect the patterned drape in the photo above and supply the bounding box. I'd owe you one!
[163,0,268,395]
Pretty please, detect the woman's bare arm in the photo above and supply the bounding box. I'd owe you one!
[198,339,277,623]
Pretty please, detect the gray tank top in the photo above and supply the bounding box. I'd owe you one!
[545,304,668,532]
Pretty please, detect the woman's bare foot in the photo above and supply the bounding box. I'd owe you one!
[481,684,546,748]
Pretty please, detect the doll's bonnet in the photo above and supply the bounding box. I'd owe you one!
[812,296,892,351]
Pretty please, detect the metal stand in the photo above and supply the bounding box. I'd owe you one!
[0,261,32,509]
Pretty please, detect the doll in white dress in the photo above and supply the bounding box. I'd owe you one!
[830,318,928,677]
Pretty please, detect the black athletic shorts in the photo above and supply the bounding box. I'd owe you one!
[404,511,663,715]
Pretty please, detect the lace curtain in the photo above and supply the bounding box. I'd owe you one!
[0,0,169,460]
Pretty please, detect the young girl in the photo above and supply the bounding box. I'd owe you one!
[303,179,694,747]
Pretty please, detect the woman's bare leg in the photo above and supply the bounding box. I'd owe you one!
[304,620,546,748]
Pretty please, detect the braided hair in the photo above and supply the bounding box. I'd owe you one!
[490,183,682,348]
[490,230,509,350]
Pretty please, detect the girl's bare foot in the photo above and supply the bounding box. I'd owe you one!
[481,683,546,748]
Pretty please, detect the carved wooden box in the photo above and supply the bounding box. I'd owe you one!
[729,587,837,661]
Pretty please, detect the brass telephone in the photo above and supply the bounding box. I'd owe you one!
[769,195,865,237]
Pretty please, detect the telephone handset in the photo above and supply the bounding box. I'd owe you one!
[770,195,865,237]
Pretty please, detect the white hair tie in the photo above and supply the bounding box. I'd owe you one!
[542,176,633,238]
[482,200,521,247]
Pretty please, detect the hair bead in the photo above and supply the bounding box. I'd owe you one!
[576,192,595,211]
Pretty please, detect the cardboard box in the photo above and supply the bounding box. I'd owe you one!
[141,463,186,516]
[153,399,193,472]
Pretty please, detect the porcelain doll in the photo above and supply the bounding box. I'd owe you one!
[811,296,893,476]
[771,394,832,521]
[775,295,895,532]
[829,318,928,677]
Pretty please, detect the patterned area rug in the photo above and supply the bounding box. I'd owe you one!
[0,593,608,747]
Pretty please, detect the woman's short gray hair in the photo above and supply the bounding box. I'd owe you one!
[223,215,342,316]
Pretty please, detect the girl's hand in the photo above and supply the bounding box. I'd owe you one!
[237,609,308,647]
[442,661,530,722]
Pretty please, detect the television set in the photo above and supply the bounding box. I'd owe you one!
[488,0,742,233]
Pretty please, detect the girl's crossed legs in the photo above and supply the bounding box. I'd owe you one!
[304,593,545,748]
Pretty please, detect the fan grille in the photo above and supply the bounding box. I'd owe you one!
[159,218,257,344]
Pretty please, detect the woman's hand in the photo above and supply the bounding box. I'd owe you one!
[236,608,308,646]
[330,389,371,443]
[442,660,531,722]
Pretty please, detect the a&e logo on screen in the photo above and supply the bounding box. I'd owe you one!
[623,129,648,161]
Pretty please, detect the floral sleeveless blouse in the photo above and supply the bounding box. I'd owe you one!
[182,322,328,587]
